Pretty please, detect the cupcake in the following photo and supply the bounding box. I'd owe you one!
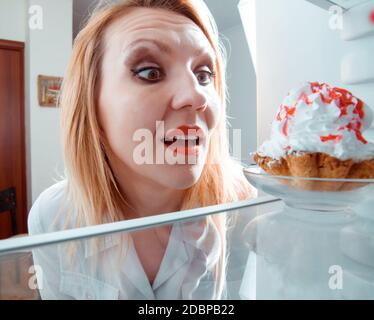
[254,82,374,190]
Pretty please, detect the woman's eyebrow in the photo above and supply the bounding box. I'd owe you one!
[123,39,215,61]
[124,39,173,55]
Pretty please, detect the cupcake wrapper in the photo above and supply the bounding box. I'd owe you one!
[254,152,374,191]
[347,160,374,179]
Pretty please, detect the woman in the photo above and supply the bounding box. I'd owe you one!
[28,0,253,299]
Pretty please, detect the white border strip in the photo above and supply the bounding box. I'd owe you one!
[0,196,279,255]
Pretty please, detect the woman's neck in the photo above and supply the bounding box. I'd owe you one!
[109,161,185,219]
[121,177,185,219]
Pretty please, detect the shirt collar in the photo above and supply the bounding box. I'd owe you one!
[84,233,121,258]
[180,216,221,269]
[151,222,189,290]
[82,217,221,298]
[83,216,220,258]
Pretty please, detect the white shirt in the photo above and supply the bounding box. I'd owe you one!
[27,180,226,300]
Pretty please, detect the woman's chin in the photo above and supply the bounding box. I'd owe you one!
[157,165,204,190]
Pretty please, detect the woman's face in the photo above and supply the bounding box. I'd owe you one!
[98,7,221,190]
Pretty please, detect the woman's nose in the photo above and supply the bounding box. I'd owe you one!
[170,71,208,112]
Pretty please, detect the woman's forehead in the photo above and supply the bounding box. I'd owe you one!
[102,7,214,56]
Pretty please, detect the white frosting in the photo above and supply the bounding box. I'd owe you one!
[258,82,374,162]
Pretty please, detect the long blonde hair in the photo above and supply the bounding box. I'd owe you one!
[59,0,253,299]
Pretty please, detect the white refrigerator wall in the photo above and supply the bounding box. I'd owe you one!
[222,24,257,165]
[248,0,374,145]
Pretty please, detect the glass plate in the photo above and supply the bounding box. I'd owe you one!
[243,165,374,211]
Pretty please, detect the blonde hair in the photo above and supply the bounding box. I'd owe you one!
[59,0,253,299]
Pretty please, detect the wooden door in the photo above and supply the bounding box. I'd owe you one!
[0,39,27,239]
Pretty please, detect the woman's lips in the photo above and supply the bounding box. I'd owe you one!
[154,124,207,162]
[164,138,201,156]
[164,124,206,142]
[174,142,200,156]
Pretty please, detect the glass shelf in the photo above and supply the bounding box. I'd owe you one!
[0,190,373,300]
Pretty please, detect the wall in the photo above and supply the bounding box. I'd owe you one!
[0,0,27,42]
[27,0,72,204]
[0,0,30,208]
[0,0,72,207]
[222,24,257,166]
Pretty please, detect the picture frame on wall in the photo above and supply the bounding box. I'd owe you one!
[37,75,63,107]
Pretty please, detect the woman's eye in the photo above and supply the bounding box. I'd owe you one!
[196,70,215,86]
[133,67,163,82]
[132,67,215,85]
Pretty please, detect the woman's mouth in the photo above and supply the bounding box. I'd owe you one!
[163,135,200,146]
[160,124,206,158]
[162,135,200,156]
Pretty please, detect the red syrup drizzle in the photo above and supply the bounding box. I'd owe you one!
[320,134,343,143]
[281,106,296,136]
[370,10,374,24]
[277,92,310,137]
[276,82,367,145]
